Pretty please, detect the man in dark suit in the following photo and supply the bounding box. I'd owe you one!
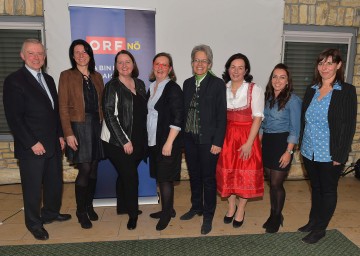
[3,39,71,240]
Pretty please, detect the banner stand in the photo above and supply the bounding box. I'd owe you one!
[93,194,159,207]
[93,159,158,207]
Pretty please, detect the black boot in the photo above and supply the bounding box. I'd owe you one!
[86,179,99,221]
[75,185,92,229]
[76,211,92,229]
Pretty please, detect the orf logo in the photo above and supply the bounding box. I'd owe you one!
[87,36,126,54]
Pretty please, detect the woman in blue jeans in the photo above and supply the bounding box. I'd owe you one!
[299,48,357,244]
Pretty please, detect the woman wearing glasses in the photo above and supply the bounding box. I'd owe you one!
[180,44,227,235]
[58,39,104,229]
[147,52,184,231]
[101,50,147,231]
[298,48,357,244]
[216,53,264,229]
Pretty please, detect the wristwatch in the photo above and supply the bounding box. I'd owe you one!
[286,149,294,155]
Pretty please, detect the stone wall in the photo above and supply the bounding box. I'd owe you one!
[284,0,360,178]
[0,0,359,183]
[0,0,43,16]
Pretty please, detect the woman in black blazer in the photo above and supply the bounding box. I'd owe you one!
[180,44,227,235]
[101,50,147,230]
[299,48,357,244]
[147,52,184,230]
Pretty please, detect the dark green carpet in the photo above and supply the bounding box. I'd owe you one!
[0,230,359,256]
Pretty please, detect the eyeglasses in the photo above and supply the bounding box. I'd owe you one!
[193,59,209,64]
[154,63,169,68]
[318,61,335,67]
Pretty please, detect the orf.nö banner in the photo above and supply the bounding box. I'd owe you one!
[69,5,157,202]
[69,5,155,84]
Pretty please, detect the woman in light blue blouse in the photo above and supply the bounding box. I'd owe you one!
[298,49,357,244]
[260,63,301,233]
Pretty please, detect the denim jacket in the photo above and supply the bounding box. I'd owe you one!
[260,94,302,144]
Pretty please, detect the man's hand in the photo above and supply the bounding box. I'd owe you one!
[31,142,46,155]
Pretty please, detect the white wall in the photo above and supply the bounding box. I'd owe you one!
[44,0,284,88]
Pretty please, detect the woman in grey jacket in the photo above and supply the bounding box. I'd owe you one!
[101,50,147,231]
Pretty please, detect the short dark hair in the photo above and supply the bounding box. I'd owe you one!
[69,39,96,73]
[112,50,139,78]
[265,63,293,110]
[222,53,253,83]
[149,52,177,82]
[313,48,344,87]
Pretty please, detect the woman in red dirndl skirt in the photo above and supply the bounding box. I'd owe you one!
[216,53,264,228]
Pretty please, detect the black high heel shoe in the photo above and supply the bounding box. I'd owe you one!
[224,206,237,224]
[263,213,283,229]
[233,212,245,228]
[265,214,284,233]
[156,213,172,231]
[150,209,176,219]
[262,215,272,229]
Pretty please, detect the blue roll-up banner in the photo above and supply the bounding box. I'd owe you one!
[69,6,157,206]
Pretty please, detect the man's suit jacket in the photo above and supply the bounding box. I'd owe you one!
[183,73,227,147]
[3,66,63,159]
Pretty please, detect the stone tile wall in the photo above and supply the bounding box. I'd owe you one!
[284,0,360,178]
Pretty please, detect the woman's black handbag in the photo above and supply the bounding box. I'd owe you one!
[341,159,360,180]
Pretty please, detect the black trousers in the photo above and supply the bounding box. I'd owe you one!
[103,142,140,218]
[184,133,218,220]
[19,151,63,231]
[303,157,343,230]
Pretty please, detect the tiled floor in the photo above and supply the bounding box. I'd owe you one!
[0,177,359,247]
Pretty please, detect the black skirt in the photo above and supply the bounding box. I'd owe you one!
[148,145,181,182]
[65,113,104,164]
[262,132,292,172]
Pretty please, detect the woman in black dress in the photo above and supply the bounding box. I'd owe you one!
[147,52,184,230]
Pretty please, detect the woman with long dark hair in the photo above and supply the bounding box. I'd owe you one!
[58,39,104,229]
[216,53,264,229]
[260,63,301,233]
